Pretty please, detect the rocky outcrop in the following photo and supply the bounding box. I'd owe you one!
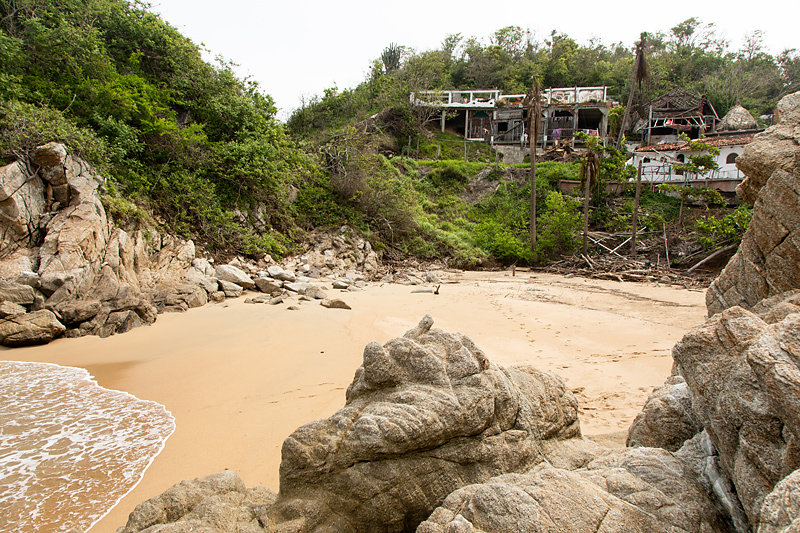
[267,316,580,531]
[0,144,386,346]
[634,91,800,532]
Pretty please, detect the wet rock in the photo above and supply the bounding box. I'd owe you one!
[320,298,350,309]
[0,309,65,346]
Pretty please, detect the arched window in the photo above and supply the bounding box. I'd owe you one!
[726,152,739,164]
[676,154,685,162]
[643,157,651,163]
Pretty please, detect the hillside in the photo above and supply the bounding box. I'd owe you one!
[1,2,790,267]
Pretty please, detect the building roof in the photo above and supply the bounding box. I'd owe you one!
[635,133,756,153]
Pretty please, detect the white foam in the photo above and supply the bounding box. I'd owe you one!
[0,361,176,532]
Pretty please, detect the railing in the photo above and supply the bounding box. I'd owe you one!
[411,90,500,107]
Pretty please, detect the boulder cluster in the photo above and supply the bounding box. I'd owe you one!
[116,90,800,533]
[0,146,381,346]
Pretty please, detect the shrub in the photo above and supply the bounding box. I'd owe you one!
[535,191,582,262]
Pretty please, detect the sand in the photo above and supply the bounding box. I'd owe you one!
[1,270,707,532]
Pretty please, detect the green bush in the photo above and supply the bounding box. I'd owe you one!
[535,191,582,262]
[694,204,752,249]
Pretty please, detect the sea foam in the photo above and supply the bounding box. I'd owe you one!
[0,361,175,532]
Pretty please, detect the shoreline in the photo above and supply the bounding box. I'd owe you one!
[0,270,707,532]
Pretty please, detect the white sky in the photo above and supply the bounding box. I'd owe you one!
[150,0,797,121]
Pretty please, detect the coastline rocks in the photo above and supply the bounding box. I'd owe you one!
[626,375,702,451]
[0,309,65,346]
[265,316,580,531]
[418,447,730,533]
[117,470,276,533]
[673,303,800,526]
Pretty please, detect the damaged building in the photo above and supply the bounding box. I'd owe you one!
[410,86,616,150]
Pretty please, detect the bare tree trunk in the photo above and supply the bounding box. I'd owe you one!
[631,160,643,255]
[582,164,591,256]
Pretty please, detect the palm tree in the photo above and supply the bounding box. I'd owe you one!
[617,33,649,148]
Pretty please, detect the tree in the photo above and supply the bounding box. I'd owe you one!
[525,79,542,253]
[617,33,649,148]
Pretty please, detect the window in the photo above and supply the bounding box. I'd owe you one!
[727,152,739,164]
[643,157,651,163]
[676,154,685,162]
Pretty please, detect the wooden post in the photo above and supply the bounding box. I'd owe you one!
[464,141,468,162]
[582,163,591,256]
[631,160,643,255]
[663,221,671,270]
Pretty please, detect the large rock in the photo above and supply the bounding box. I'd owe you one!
[707,91,800,315]
[265,316,580,531]
[214,264,255,289]
[418,446,730,533]
[626,375,702,451]
[0,309,65,346]
[117,471,276,533]
[673,304,800,527]
[0,161,47,248]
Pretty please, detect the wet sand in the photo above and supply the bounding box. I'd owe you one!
[1,270,707,532]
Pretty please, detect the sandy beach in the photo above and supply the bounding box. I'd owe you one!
[1,270,707,532]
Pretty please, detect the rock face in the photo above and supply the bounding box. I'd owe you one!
[0,309,65,346]
[638,91,800,532]
[707,92,800,315]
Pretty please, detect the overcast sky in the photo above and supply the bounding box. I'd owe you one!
[150,0,797,121]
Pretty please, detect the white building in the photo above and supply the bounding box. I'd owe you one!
[629,105,760,192]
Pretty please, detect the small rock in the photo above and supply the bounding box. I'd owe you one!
[424,272,440,284]
[209,291,226,303]
[332,280,350,289]
[244,296,270,304]
[255,278,282,294]
[284,282,310,294]
[304,286,328,300]
[267,265,284,277]
[218,280,243,298]
[287,305,300,311]
[321,298,351,310]
[274,270,297,283]
[269,296,284,305]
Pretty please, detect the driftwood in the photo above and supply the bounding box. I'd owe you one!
[686,244,738,274]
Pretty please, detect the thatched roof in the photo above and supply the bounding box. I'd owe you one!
[718,105,758,131]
